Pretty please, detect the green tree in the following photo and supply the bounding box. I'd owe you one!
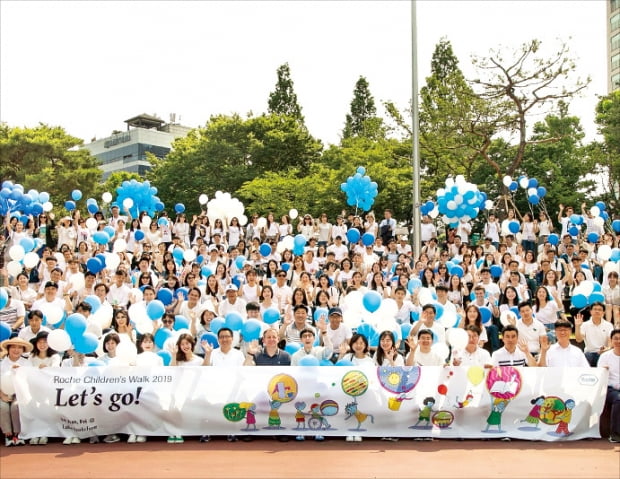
[96,171,143,199]
[594,91,620,208]
[147,113,322,215]
[0,123,102,212]
[267,63,304,123]
[343,76,384,140]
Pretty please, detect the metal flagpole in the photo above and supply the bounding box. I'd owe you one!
[411,0,421,259]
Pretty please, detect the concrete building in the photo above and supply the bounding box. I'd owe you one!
[84,113,191,178]
[609,0,620,91]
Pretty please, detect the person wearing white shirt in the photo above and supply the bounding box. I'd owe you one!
[324,308,352,357]
[491,325,536,367]
[574,302,612,366]
[326,236,349,262]
[597,328,620,443]
[202,327,252,367]
[405,329,445,366]
[290,320,333,366]
[506,302,546,356]
[17,310,51,343]
[0,337,32,446]
[219,284,247,318]
[451,325,492,367]
[107,270,132,309]
[538,320,589,367]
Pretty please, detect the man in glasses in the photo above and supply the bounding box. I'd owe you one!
[272,270,292,313]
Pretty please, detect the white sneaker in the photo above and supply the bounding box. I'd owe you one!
[62,437,73,445]
[29,437,39,445]
[5,437,14,447]
[89,436,99,444]
[345,435,355,442]
[71,437,81,444]
[127,434,137,443]
[103,434,120,443]
[354,436,363,442]
[136,435,147,443]
[38,437,48,445]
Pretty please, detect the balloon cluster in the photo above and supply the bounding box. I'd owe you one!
[435,175,487,226]
[115,179,164,217]
[340,166,378,212]
[570,280,606,309]
[206,191,246,226]
[502,175,547,206]
[419,200,439,219]
[0,181,52,217]
[565,202,611,244]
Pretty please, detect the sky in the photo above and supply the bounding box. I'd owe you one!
[0,0,607,147]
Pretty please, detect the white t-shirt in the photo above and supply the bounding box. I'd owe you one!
[598,349,620,390]
[408,349,444,366]
[544,343,589,367]
[515,319,546,354]
[208,348,245,367]
[578,320,613,353]
[453,347,491,367]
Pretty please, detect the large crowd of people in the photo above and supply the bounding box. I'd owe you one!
[0,203,619,445]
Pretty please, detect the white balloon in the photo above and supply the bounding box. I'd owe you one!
[527,187,537,197]
[417,288,435,307]
[128,303,149,325]
[590,206,600,217]
[214,191,223,199]
[105,253,121,270]
[85,217,98,230]
[113,239,127,253]
[102,192,113,203]
[134,316,154,335]
[92,303,113,329]
[445,178,455,188]
[122,198,134,209]
[455,174,466,185]
[1,372,15,396]
[136,351,163,367]
[69,273,85,292]
[116,341,137,365]
[502,175,512,187]
[500,310,517,328]
[598,245,612,262]
[429,207,439,219]
[593,217,605,227]
[439,310,458,329]
[42,201,53,212]
[47,329,72,352]
[39,303,64,325]
[199,194,208,205]
[519,178,529,189]
[446,328,468,350]
[256,217,267,229]
[238,214,248,226]
[281,235,295,251]
[183,249,197,262]
[8,245,25,261]
[376,298,398,320]
[23,252,40,269]
[289,209,299,220]
[432,342,450,361]
[484,200,494,210]
[454,195,463,205]
[343,290,364,313]
[86,321,103,339]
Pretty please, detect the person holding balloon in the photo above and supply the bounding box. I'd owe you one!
[603,271,619,325]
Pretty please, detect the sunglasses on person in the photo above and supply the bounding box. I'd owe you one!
[162,319,173,325]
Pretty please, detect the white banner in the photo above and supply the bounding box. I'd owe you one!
[12,366,607,441]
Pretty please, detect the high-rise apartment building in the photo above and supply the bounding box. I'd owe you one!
[609,0,620,91]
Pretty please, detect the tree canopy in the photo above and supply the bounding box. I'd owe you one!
[267,63,304,123]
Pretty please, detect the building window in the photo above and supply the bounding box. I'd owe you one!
[613,0,620,14]
[613,13,620,32]
[613,54,620,72]
[612,33,620,52]
[612,73,620,90]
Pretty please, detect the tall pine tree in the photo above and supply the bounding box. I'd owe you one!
[268,63,304,123]
[343,76,381,139]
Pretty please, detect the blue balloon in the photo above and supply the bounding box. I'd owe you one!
[450,265,463,278]
[528,195,540,205]
[285,342,301,355]
[172,247,184,263]
[65,313,87,340]
[335,358,354,366]
[157,288,174,306]
[571,294,588,309]
[157,350,172,366]
[19,237,35,252]
[210,317,225,335]
[93,231,110,245]
[174,203,185,214]
[259,243,272,257]
[589,292,605,304]
[86,257,104,273]
[356,322,377,341]
[568,226,579,237]
[73,332,98,354]
[490,265,503,278]
[64,200,76,211]
[293,234,307,247]
[362,291,382,313]
[548,234,559,246]
[174,315,190,331]
[587,233,599,243]
[176,287,188,300]
[313,307,329,323]
[84,295,101,314]
[346,229,360,244]
[537,186,547,198]
[241,319,262,341]
[281,263,291,272]
[87,203,99,214]
[407,278,422,293]
[263,308,280,325]
[146,300,165,320]
[411,310,420,322]
[400,323,412,339]
[134,230,145,241]
[154,328,173,349]
[157,217,169,227]
[595,201,606,211]
[0,322,11,341]
[235,255,247,270]
[103,226,115,238]
[201,266,213,278]
[610,248,619,262]
[361,233,375,246]
[479,306,492,324]
[508,221,520,234]
[527,178,538,188]
[225,312,244,331]
[509,181,518,191]
[320,359,334,366]
[71,189,82,201]
[293,245,304,256]
[200,332,219,348]
[299,355,320,366]
[569,214,583,225]
[592,282,602,293]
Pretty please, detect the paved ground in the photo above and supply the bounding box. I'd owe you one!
[1,437,618,479]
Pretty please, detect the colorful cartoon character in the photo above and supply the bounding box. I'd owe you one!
[307,403,330,430]
[267,400,283,429]
[455,391,474,409]
[344,401,374,430]
[294,401,307,430]
[243,403,257,431]
[415,397,436,427]
[555,399,575,436]
[521,396,545,427]
[484,398,509,432]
